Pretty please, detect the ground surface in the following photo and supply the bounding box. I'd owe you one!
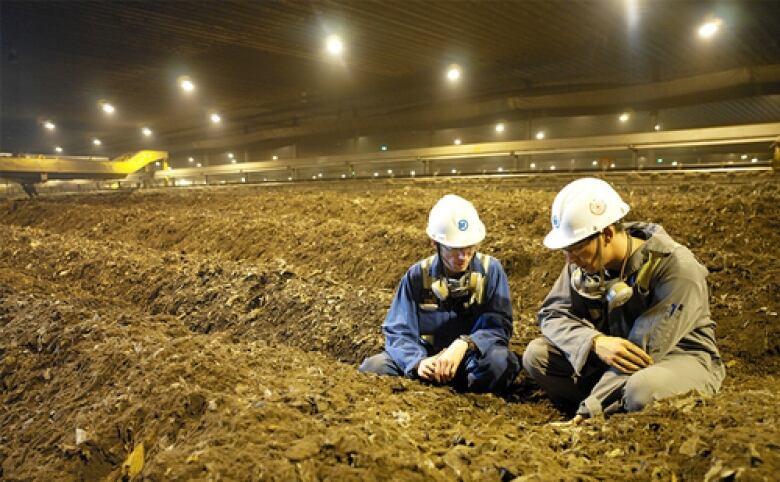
[0,172,778,481]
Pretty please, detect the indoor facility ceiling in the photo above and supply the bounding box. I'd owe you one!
[2,0,780,158]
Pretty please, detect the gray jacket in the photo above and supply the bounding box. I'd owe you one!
[538,222,725,416]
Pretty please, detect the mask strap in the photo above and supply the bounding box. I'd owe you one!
[619,234,632,282]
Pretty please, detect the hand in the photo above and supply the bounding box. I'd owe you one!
[416,356,439,381]
[592,335,653,373]
[432,339,469,383]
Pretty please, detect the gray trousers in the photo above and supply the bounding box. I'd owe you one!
[522,337,723,416]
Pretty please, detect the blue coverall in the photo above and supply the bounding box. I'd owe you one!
[360,252,520,393]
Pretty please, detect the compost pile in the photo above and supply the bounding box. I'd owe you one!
[0,172,778,481]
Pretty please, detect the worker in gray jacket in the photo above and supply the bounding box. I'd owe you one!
[523,177,725,422]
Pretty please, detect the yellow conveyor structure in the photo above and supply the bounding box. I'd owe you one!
[0,150,168,184]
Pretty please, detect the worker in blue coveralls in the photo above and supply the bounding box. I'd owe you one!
[523,178,725,423]
[359,194,520,393]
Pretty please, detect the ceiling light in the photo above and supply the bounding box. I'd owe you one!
[325,35,344,56]
[231,159,237,164]
[535,131,545,140]
[550,165,556,170]
[619,112,630,122]
[179,77,195,93]
[43,121,56,130]
[196,162,202,167]
[272,155,279,160]
[227,152,234,159]
[446,64,461,82]
[380,144,389,151]
[740,154,748,160]
[373,172,379,177]
[654,124,661,131]
[387,169,393,174]
[529,163,536,168]
[495,123,505,133]
[318,173,323,178]
[288,176,293,181]
[454,138,462,145]
[610,163,616,168]
[497,167,503,172]
[101,102,115,114]
[341,174,346,179]
[55,146,63,153]
[698,19,722,39]
[592,160,598,166]
[92,138,102,146]
[242,177,246,183]
[210,113,221,124]
[751,158,758,163]
[671,161,678,166]
[155,161,161,167]
[451,169,457,174]
[188,157,194,163]
[141,127,152,136]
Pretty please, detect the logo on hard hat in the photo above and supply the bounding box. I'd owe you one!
[552,214,560,228]
[589,198,606,216]
[457,219,469,231]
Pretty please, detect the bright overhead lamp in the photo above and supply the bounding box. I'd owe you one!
[43,121,56,130]
[325,34,344,56]
[101,102,115,114]
[54,146,63,153]
[619,112,630,122]
[550,165,556,170]
[698,18,721,39]
[196,162,202,167]
[654,124,661,131]
[529,163,536,169]
[740,154,748,160]
[227,152,234,159]
[188,157,194,163]
[497,167,503,172]
[446,64,461,82]
[231,159,237,164]
[210,113,222,124]
[535,131,545,140]
[179,77,195,93]
[410,170,416,176]
[141,127,152,136]
[453,138,462,145]
[92,138,102,146]
[272,155,279,160]
[380,144,389,151]
[495,123,505,133]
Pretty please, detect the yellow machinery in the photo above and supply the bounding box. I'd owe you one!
[0,150,168,196]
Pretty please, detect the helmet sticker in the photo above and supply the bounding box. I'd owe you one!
[589,198,606,216]
[457,219,469,231]
[552,214,560,228]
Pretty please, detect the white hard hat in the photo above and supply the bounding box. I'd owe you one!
[543,177,630,249]
[426,194,486,248]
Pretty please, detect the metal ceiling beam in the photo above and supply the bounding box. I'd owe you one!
[184,65,780,151]
[155,122,780,179]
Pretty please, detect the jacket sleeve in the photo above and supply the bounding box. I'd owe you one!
[627,254,710,360]
[538,264,601,375]
[469,259,514,354]
[383,266,427,377]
